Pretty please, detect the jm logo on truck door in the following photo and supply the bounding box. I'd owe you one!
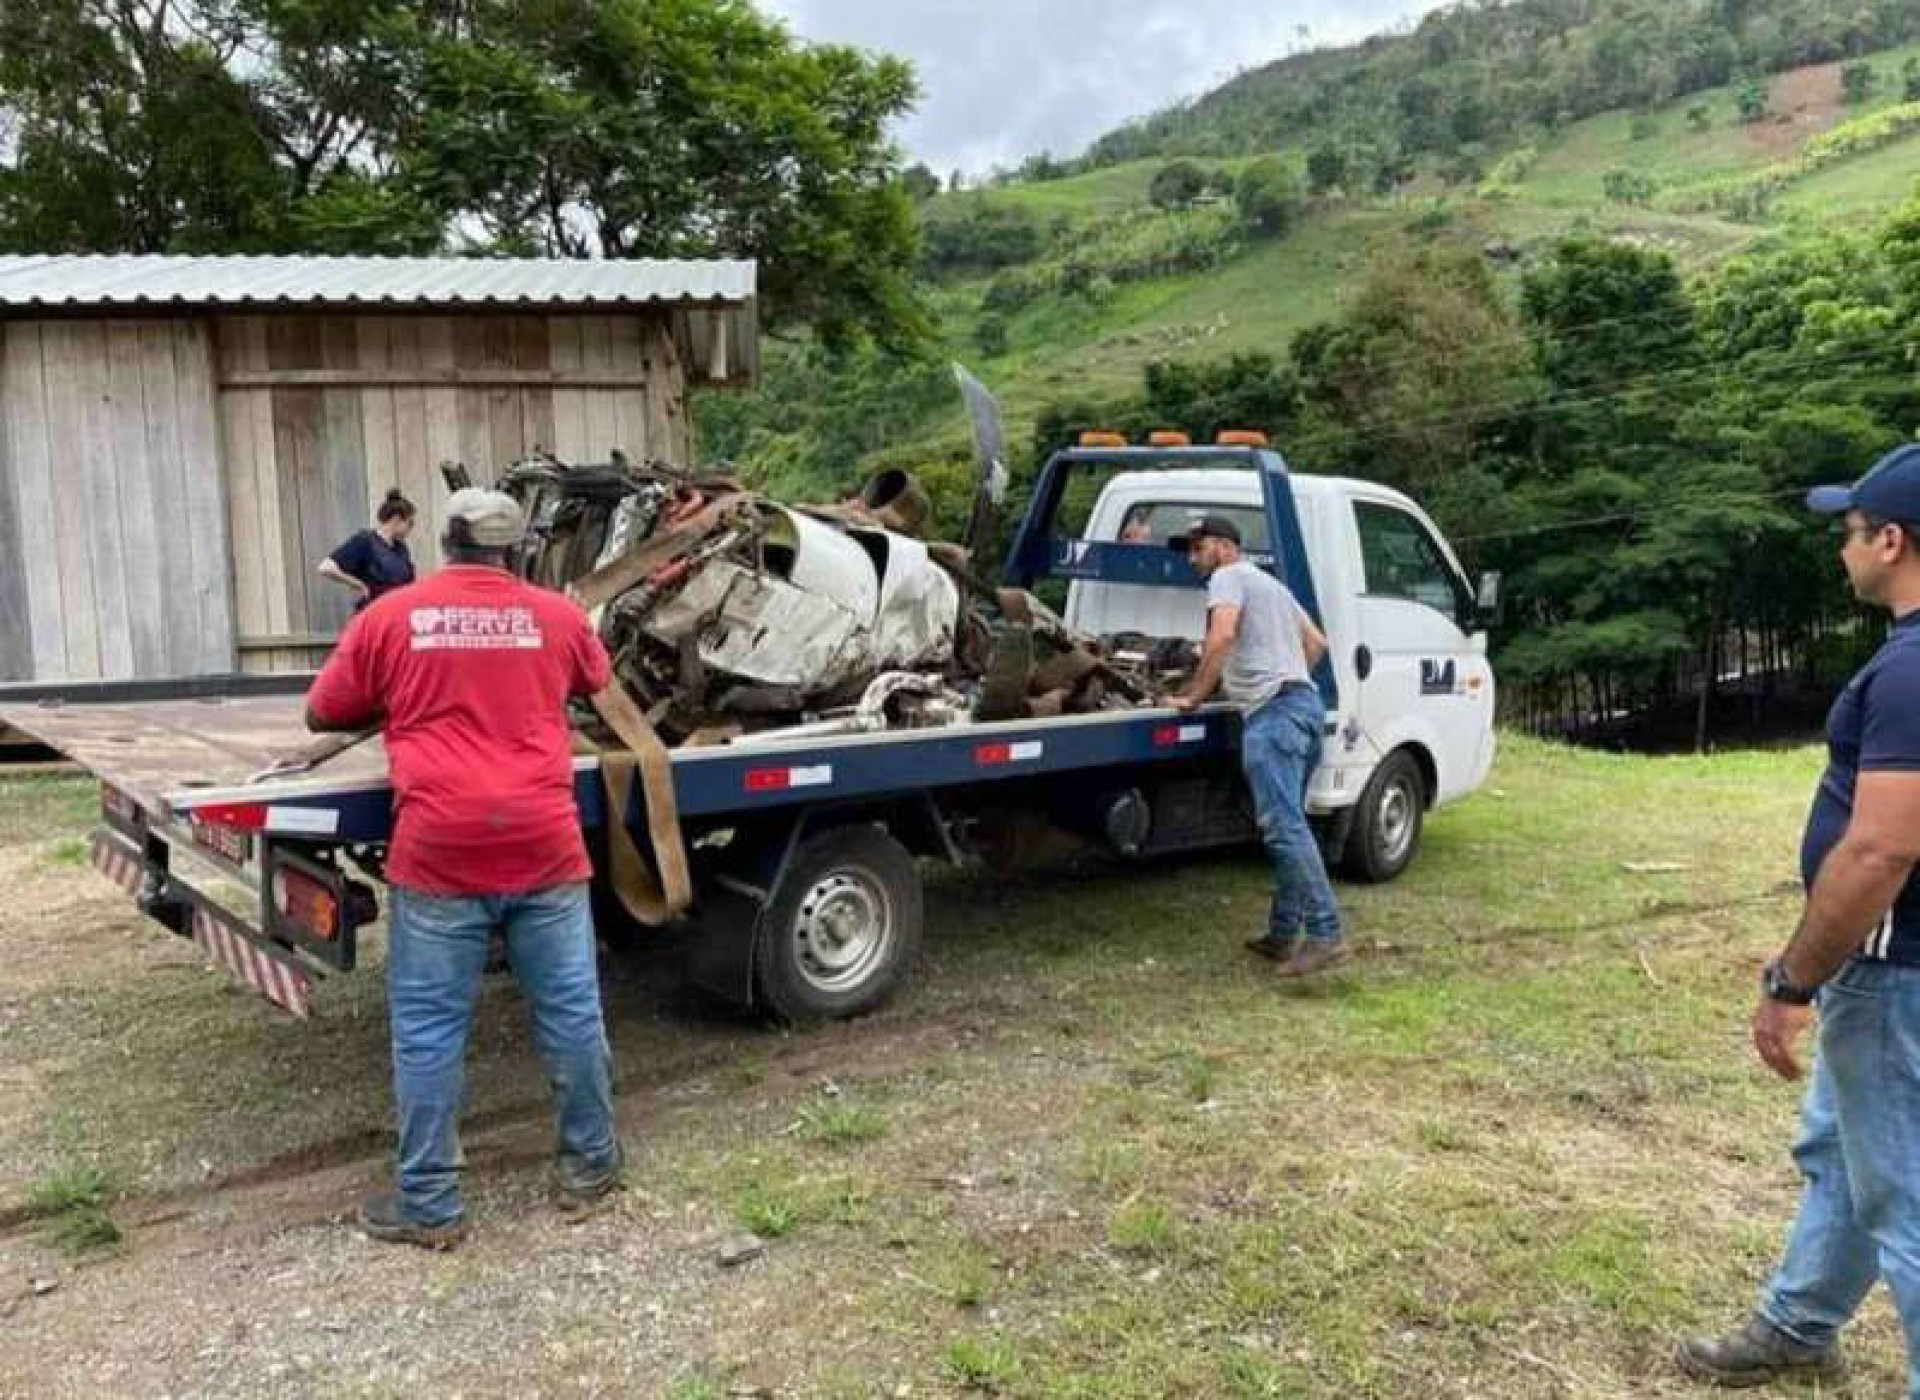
[1052,539,1098,577]
[1420,659,1458,696]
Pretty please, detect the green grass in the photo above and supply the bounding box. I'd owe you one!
[1774,132,1920,221]
[943,1334,1023,1391]
[659,1375,725,1400]
[24,1164,120,1253]
[795,1100,889,1147]
[0,774,95,845]
[1107,1197,1177,1254]
[3,736,1912,1394]
[731,1180,802,1238]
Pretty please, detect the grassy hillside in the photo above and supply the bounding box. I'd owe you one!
[700,40,1920,504]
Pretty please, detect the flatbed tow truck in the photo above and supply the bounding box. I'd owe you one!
[1,438,1496,1021]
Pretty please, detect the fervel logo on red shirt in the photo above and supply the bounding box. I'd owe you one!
[408,605,544,651]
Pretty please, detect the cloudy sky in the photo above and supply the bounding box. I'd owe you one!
[760,0,1453,176]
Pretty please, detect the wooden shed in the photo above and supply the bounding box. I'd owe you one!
[0,254,757,682]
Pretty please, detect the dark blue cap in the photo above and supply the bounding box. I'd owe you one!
[1808,443,1920,524]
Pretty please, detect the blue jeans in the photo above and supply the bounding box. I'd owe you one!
[386,882,619,1226]
[1241,686,1342,944]
[1759,959,1920,1396]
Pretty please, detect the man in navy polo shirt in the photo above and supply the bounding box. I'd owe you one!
[1681,443,1920,1393]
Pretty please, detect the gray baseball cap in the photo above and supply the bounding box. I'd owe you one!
[444,487,526,548]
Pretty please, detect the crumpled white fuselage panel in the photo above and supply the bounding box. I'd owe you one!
[638,517,961,696]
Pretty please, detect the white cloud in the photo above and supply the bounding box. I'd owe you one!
[760,0,1453,175]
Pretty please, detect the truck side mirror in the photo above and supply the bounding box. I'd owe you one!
[1474,570,1502,630]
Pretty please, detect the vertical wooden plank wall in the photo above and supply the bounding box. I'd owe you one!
[1,326,59,680]
[213,310,698,674]
[0,305,730,682]
[0,320,235,681]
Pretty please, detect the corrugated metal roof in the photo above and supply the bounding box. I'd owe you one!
[0,255,756,312]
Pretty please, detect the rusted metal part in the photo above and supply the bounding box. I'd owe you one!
[500,456,1175,749]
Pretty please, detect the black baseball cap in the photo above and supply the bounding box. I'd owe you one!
[1168,513,1242,551]
[1807,443,1920,526]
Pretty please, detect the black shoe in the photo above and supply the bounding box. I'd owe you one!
[1244,933,1299,962]
[356,1192,467,1250]
[555,1150,625,1213]
[1675,1314,1843,1387]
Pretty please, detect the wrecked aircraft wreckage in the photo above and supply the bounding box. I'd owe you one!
[422,370,1200,928]
[491,456,1197,749]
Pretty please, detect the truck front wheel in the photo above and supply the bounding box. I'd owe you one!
[1340,749,1426,883]
[755,825,922,1022]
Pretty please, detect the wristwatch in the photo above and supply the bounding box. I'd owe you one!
[1762,959,1819,1006]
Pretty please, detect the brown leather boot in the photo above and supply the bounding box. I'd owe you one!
[1675,1315,1843,1387]
[356,1192,467,1250]
[1274,939,1351,979]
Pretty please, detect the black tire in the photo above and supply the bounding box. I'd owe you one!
[1340,748,1426,883]
[754,825,922,1023]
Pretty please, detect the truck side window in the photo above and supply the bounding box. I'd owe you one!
[1355,502,1467,621]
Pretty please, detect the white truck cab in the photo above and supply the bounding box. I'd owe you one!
[1056,462,1497,880]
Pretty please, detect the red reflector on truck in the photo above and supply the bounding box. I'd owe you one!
[272,865,339,942]
[743,765,834,793]
[974,740,1044,766]
[189,802,339,835]
[193,801,269,831]
[1153,724,1207,747]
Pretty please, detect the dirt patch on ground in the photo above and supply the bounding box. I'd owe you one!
[0,751,1910,1398]
[1745,61,1846,160]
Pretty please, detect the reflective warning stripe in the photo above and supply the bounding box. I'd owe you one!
[190,907,311,1019]
[974,740,1044,766]
[89,831,312,1018]
[743,764,835,793]
[90,834,145,895]
[1152,723,1207,747]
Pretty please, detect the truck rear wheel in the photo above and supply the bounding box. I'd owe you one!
[755,825,922,1023]
[1341,749,1425,883]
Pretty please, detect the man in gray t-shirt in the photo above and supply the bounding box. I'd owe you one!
[1170,514,1347,977]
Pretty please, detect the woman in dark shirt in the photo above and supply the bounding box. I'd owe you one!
[320,489,418,610]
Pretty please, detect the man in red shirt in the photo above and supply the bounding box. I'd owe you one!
[307,487,623,1248]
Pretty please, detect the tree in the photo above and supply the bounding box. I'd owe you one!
[973,313,1008,358]
[902,164,941,202]
[386,0,924,350]
[1149,160,1208,210]
[1140,353,1299,444]
[1233,157,1304,238]
[1603,168,1658,203]
[1841,60,1877,103]
[0,0,928,350]
[1736,75,1769,122]
[920,202,1043,274]
[1291,246,1536,502]
[1369,150,1417,199]
[1306,145,1347,195]
[0,0,387,254]
[1018,151,1068,182]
